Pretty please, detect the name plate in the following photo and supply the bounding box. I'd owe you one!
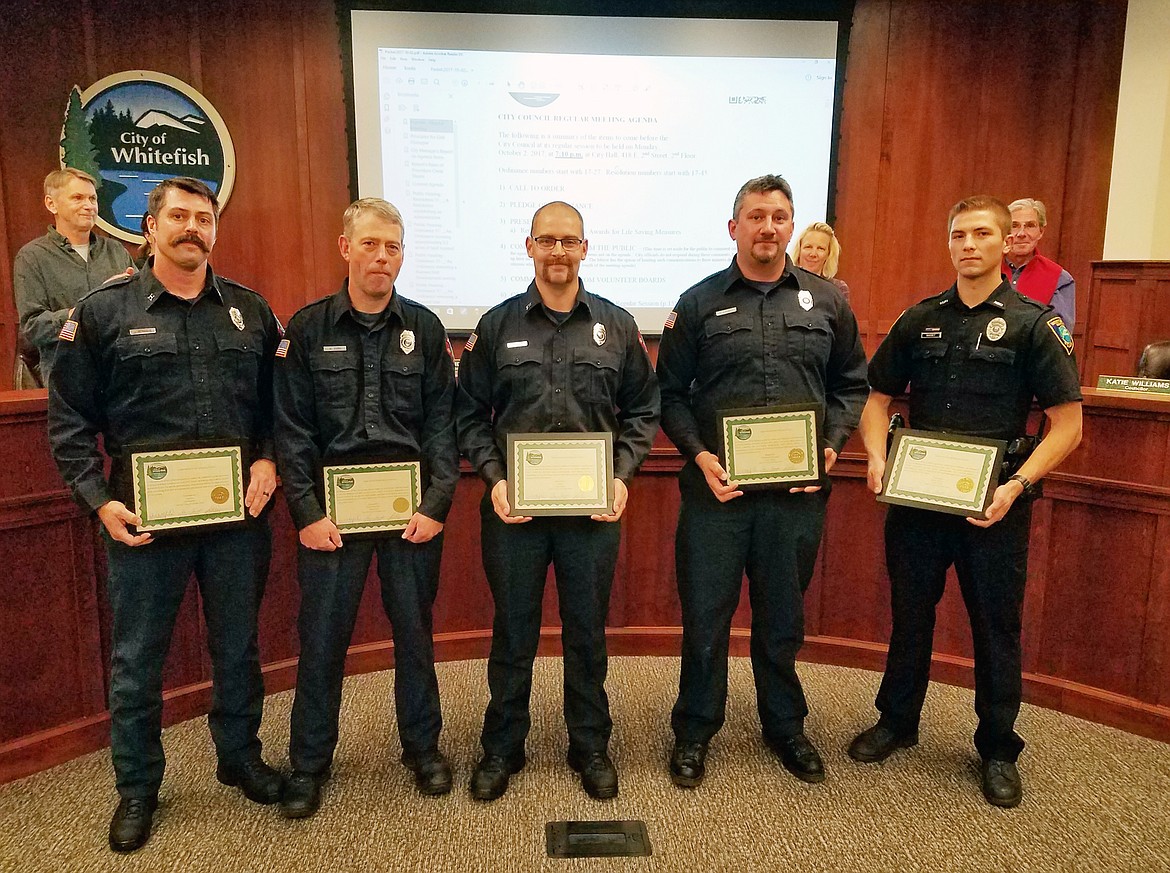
[322,460,421,533]
[878,429,1006,518]
[507,433,613,517]
[1096,375,1170,396]
[717,404,823,489]
[130,445,246,532]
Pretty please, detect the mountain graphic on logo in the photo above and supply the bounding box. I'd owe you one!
[134,109,206,134]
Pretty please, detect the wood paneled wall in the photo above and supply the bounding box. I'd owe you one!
[1081,261,1170,384]
[0,0,1125,385]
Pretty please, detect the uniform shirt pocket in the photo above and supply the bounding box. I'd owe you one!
[963,345,1018,395]
[113,332,179,384]
[214,330,263,385]
[702,312,754,369]
[310,350,361,408]
[382,353,424,414]
[496,346,544,403]
[572,346,621,404]
[908,340,949,388]
[783,311,833,367]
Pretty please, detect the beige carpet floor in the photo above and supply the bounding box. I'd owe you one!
[1,657,1168,872]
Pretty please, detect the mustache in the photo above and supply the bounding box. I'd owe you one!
[173,233,209,252]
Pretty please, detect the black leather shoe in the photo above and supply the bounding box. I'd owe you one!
[402,749,453,796]
[981,759,1023,808]
[280,769,328,819]
[767,733,826,784]
[216,757,283,804]
[669,741,708,788]
[469,754,525,802]
[568,750,618,800]
[848,723,919,763]
[108,796,157,853]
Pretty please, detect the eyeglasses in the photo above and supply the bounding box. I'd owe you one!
[532,236,584,251]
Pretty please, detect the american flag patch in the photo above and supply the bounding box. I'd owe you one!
[59,319,79,342]
[275,338,290,358]
[664,311,677,330]
[464,332,477,352]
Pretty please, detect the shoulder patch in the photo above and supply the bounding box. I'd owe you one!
[463,332,477,353]
[1047,316,1074,355]
[664,311,678,330]
[59,319,79,342]
[275,338,290,358]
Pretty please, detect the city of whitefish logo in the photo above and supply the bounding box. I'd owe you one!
[60,71,236,243]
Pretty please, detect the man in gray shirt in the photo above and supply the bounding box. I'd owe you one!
[13,168,133,384]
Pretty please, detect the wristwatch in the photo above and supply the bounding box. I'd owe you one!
[1008,473,1036,497]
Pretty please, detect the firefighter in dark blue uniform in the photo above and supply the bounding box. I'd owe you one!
[455,202,659,801]
[48,178,283,853]
[274,199,458,819]
[656,175,868,789]
[849,195,1083,808]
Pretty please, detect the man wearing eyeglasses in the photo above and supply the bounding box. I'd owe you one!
[456,201,660,801]
[1002,198,1075,331]
[656,174,867,789]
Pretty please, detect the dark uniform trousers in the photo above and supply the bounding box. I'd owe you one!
[479,499,620,761]
[877,501,1031,762]
[106,522,268,799]
[672,462,827,745]
[289,534,443,774]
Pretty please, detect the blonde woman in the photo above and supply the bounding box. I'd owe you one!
[792,221,849,301]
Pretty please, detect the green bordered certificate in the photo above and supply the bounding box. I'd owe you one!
[878,429,1007,517]
[129,445,245,532]
[322,461,421,533]
[507,433,614,517]
[717,404,824,489]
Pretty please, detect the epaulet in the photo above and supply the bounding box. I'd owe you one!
[1010,290,1047,310]
[79,273,134,306]
[217,276,264,301]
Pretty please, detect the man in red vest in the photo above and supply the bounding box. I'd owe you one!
[1002,198,1075,330]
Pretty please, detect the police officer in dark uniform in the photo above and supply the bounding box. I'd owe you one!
[455,201,659,801]
[48,178,283,853]
[274,198,458,818]
[849,195,1083,808]
[657,175,868,789]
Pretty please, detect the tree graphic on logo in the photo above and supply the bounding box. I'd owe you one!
[60,86,101,186]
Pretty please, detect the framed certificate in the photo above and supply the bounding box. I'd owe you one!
[507,433,614,517]
[717,404,824,489]
[130,444,246,532]
[878,429,1007,517]
[322,460,421,534]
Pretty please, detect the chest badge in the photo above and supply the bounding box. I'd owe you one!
[593,322,607,346]
[986,316,1007,342]
[229,307,245,331]
[797,289,814,311]
[400,329,416,355]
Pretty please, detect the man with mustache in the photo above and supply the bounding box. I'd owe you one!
[13,167,133,385]
[657,175,867,789]
[456,201,659,801]
[48,177,283,852]
[274,198,458,818]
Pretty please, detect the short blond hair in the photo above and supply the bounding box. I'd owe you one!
[791,221,842,279]
[343,198,404,239]
[44,167,97,198]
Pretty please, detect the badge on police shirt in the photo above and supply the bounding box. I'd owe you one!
[400,329,415,355]
[229,307,245,331]
[593,322,606,346]
[797,289,813,311]
[986,316,1007,342]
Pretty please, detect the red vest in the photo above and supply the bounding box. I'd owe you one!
[1002,252,1062,305]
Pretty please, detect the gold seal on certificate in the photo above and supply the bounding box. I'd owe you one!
[506,433,614,517]
[878,429,1007,517]
[130,445,246,532]
[322,461,421,534]
[717,404,824,489]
